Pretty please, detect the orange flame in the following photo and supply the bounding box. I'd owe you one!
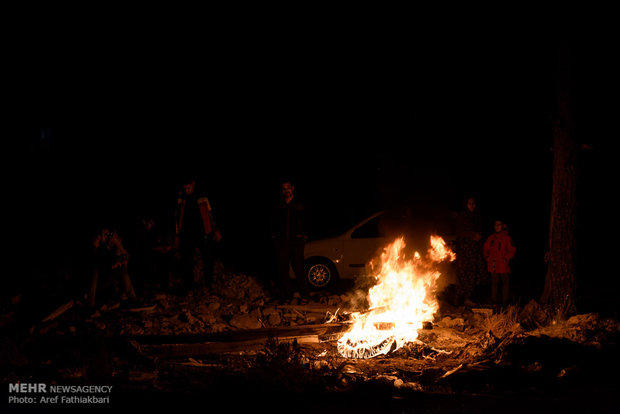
[428,234,456,262]
[337,235,455,359]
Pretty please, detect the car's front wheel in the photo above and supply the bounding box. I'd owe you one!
[305,258,337,290]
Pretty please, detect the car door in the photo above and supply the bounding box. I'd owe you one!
[342,214,389,277]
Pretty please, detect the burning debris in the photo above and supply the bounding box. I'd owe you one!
[2,249,620,411]
[337,236,455,359]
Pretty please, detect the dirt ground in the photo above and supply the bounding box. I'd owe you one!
[2,263,619,413]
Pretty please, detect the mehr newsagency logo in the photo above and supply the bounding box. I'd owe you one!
[8,382,113,405]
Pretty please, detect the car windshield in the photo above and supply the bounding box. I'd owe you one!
[351,215,384,238]
[311,207,379,240]
[309,204,456,242]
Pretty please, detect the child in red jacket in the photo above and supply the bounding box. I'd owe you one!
[483,220,516,308]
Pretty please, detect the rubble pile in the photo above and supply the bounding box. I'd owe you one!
[2,261,620,412]
[211,261,266,302]
[19,261,352,338]
[530,311,620,347]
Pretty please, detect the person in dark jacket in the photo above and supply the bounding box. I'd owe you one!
[133,215,175,291]
[88,227,137,307]
[270,179,311,301]
[483,219,516,308]
[454,196,486,305]
[174,177,221,291]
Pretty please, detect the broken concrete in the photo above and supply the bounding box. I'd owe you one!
[2,259,619,411]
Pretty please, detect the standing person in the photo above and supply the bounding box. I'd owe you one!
[132,215,157,291]
[483,219,516,309]
[174,177,221,292]
[454,196,486,306]
[133,214,175,291]
[270,179,311,302]
[88,226,137,308]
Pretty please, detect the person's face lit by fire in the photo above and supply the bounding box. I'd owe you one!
[99,228,117,246]
[281,182,294,203]
[494,220,505,233]
[183,181,196,196]
[466,198,477,212]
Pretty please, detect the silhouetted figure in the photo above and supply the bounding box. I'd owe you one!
[483,219,516,309]
[270,179,311,301]
[133,215,175,291]
[88,227,137,307]
[174,177,221,291]
[454,196,486,305]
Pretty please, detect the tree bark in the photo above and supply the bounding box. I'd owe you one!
[541,41,578,316]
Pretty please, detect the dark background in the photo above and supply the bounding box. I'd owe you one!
[19,26,614,313]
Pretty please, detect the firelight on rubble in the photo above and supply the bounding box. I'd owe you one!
[337,236,455,359]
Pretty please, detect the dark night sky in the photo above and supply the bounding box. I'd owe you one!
[21,23,615,307]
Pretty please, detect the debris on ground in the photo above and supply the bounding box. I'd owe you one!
[1,261,619,411]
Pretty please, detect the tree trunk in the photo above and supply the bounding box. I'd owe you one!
[541,41,578,316]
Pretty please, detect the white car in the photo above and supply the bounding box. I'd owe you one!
[303,209,456,290]
[304,211,387,289]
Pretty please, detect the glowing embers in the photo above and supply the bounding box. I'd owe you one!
[337,236,455,359]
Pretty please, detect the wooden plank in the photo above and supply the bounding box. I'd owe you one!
[276,304,352,313]
[130,322,349,345]
[131,322,352,358]
[128,305,157,313]
[145,334,320,357]
[42,301,74,323]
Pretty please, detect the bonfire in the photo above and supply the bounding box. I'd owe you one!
[337,235,455,359]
